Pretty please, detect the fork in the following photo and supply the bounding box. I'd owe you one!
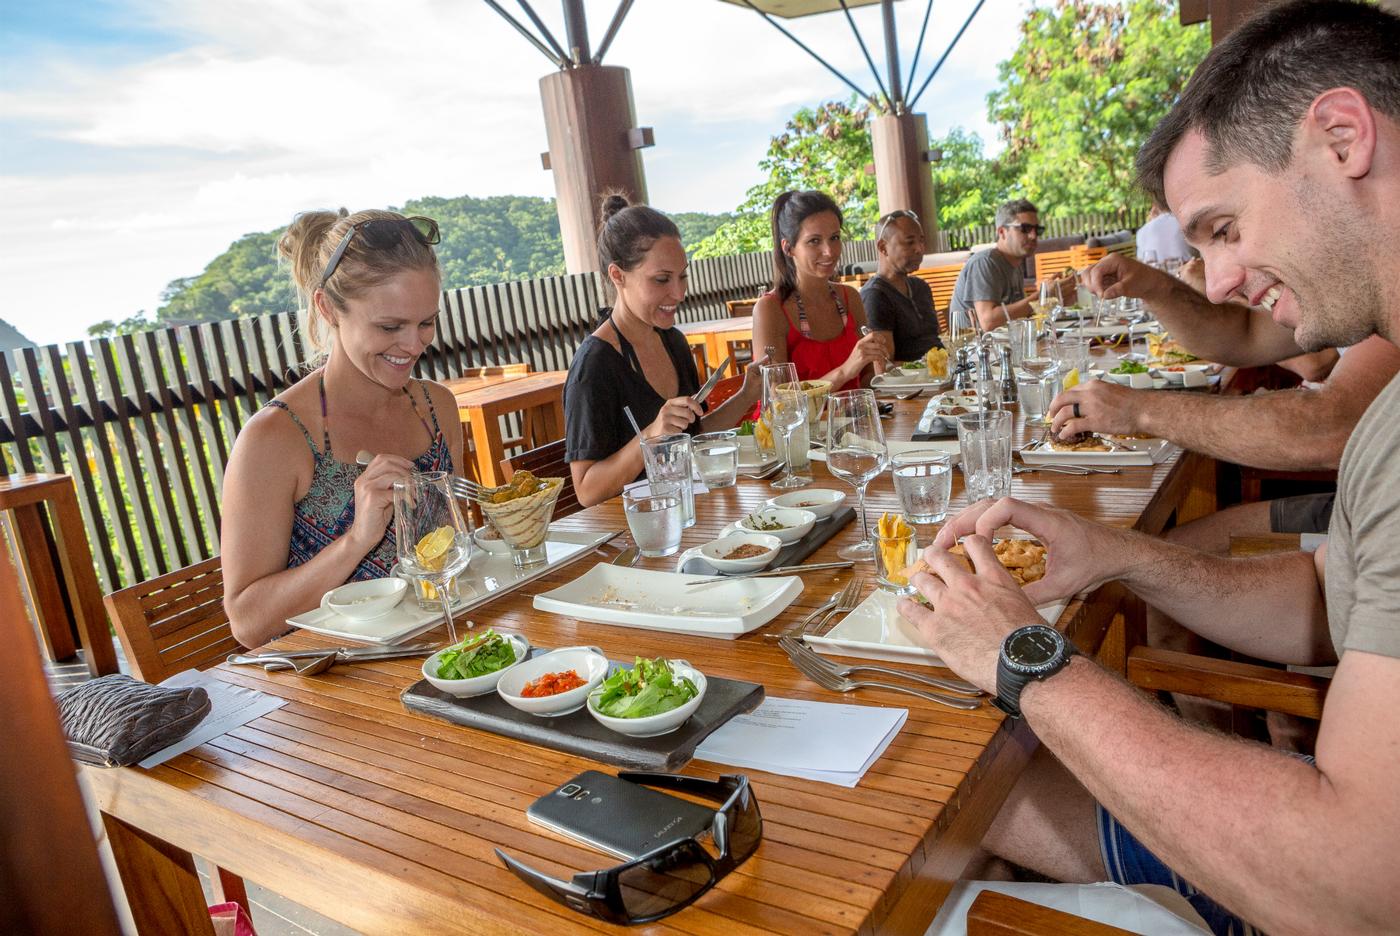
[767,586,844,639]
[803,577,863,637]
[783,641,983,710]
[778,636,982,695]
[448,476,487,504]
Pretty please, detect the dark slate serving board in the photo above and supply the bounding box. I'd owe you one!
[679,505,855,577]
[401,654,764,771]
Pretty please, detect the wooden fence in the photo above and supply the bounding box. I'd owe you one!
[936,208,1150,251]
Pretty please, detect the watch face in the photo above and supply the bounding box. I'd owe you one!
[1005,626,1062,669]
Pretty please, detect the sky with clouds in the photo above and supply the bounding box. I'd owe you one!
[0,0,1032,346]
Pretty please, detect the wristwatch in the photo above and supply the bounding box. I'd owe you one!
[991,624,1078,718]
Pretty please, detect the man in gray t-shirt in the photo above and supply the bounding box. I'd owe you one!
[948,198,1075,332]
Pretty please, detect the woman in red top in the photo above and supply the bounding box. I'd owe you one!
[751,191,891,394]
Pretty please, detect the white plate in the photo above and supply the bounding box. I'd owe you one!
[737,446,780,472]
[871,372,951,392]
[532,564,804,639]
[1020,436,1176,467]
[289,529,618,645]
[805,588,1069,667]
[810,439,961,462]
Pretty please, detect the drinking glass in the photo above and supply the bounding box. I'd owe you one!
[1017,371,1059,424]
[957,411,1013,503]
[891,451,953,524]
[623,487,683,558]
[641,433,695,528]
[393,471,474,644]
[825,389,889,561]
[693,430,739,489]
[1007,318,1038,369]
[1053,336,1090,376]
[762,363,810,489]
[873,524,919,596]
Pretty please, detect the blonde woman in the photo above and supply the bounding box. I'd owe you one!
[221,209,464,647]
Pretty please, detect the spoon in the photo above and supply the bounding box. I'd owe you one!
[611,545,641,567]
[356,450,374,467]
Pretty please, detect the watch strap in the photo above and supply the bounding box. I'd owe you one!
[994,627,1077,718]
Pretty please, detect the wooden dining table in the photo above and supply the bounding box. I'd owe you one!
[443,370,568,487]
[678,317,755,377]
[83,366,1220,935]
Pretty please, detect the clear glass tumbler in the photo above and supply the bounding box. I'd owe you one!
[891,451,953,524]
[693,430,739,488]
[641,433,695,528]
[873,526,919,596]
[957,410,1013,503]
[623,488,683,558]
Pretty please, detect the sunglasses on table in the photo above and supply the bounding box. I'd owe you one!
[318,215,441,288]
[496,772,761,925]
[1003,222,1046,236]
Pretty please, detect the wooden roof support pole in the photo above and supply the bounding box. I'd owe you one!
[871,111,940,238]
[540,65,651,274]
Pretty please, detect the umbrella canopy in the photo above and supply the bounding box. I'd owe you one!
[716,0,895,19]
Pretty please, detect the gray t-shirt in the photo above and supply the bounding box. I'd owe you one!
[1325,369,1400,659]
[949,248,1025,331]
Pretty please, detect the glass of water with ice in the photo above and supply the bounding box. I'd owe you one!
[891,451,953,524]
[623,485,683,558]
[693,430,739,488]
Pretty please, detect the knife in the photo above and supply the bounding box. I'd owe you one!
[227,643,436,666]
[692,355,733,405]
[684,560,854,587]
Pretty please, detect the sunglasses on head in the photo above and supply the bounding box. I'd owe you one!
[1004,222,1046,236]
[877,209,921,242]
[318,216,441,288]
[496,772,761,925]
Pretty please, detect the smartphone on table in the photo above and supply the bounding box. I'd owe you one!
[526,770,714,860]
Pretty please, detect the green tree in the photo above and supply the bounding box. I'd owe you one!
[987,0,1210,215]
[692,98,882,258]
[929,127,1017,236]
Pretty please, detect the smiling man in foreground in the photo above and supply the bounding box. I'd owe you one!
[900,3,1400,933]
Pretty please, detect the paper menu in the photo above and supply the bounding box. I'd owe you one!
[693,697,907,788]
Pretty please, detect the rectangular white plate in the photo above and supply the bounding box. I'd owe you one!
[806,588,1069,667]
[809,439,961,462]
[1019,436,1175,467]
[871,373,952,392]
[289,529,618,645]
[533,564,803,639]
[737,447,780,471]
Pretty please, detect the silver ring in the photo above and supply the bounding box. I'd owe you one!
[1072,403,1082,419]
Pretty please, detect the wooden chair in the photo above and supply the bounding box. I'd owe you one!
[690,342,710,381]
[106,557,242,685]
[102,555,251,914]
[911,262,966,316]
[727,338,754,374]
[1033,248,1079,282]
[1125,532,1329,721]
[499,440,583,519]
[967,890,1135,935]
[726,298,758,318]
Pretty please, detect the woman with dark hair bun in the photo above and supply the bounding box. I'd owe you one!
[564,194,764,507]
[752,190,891,392]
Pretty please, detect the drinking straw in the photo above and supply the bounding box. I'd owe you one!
[624,405,659,477]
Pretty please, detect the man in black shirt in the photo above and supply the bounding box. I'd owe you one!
[861,210,944,362]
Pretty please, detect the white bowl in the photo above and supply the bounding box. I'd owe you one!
[587,660,707,738]
[880,367,925,385]
[323,577,407,621]
[1154,363,1213,385]
[1104,369,1154,388]
[421,633,530,698]
[471,525,511,556]
[496,646,610,716]
[737,508,817,545]
[766,488,847,520]
[699,533,782,573]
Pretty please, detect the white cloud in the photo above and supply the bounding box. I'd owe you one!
[0,0,1027,345]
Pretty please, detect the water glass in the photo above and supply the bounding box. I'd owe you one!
[1054,336,1091,375]
[763,363,811,489]
[1017,372,1059,424]
[825,389,889,562]
[873,526,919,596]
[623,488,683,558]
[957,410,1013,503]
[393,471,475,643]
[641,433,695,528]
[891,451,953,524]
[693,430,739,488]
[395,566,462,612]
[1007,318,1038,368]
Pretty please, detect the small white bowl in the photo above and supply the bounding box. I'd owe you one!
[766,488,847,520]
[1154,363,1213,385]
[1104,369,1155,388]
[471,525,511,556]
[737,508,817,545]
[587,660,707,738]
[699,533,782,573]
[323,577,407,621]
[496,646,610,716]
[422,633,530,698]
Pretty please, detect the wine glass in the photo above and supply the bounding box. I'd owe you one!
[762,362,810,490]
[825,389,889,561]
[393,471,474,644]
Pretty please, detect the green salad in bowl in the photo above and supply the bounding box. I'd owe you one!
[588,657,707,736]
[423,629,529,698]
[1110,360,1150,375]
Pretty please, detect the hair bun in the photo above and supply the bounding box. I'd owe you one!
[599,193,631,226]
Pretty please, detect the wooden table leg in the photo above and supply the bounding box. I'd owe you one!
[103,814,217,936]
[10,503,76,661]
[51,486,117,676]
[467,407,509,488]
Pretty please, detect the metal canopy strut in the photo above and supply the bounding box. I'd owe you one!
[908,0,985,109]
[480,0,564,67]
[905,0,933,99]
[837,0,891,109]
[739,0,875,102]
[594,0,637,64]
[515,0,570,63]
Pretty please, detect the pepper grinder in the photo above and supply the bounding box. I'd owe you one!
[998,345,1018,405]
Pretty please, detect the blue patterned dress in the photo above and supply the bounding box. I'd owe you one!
[265,375,453,581]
